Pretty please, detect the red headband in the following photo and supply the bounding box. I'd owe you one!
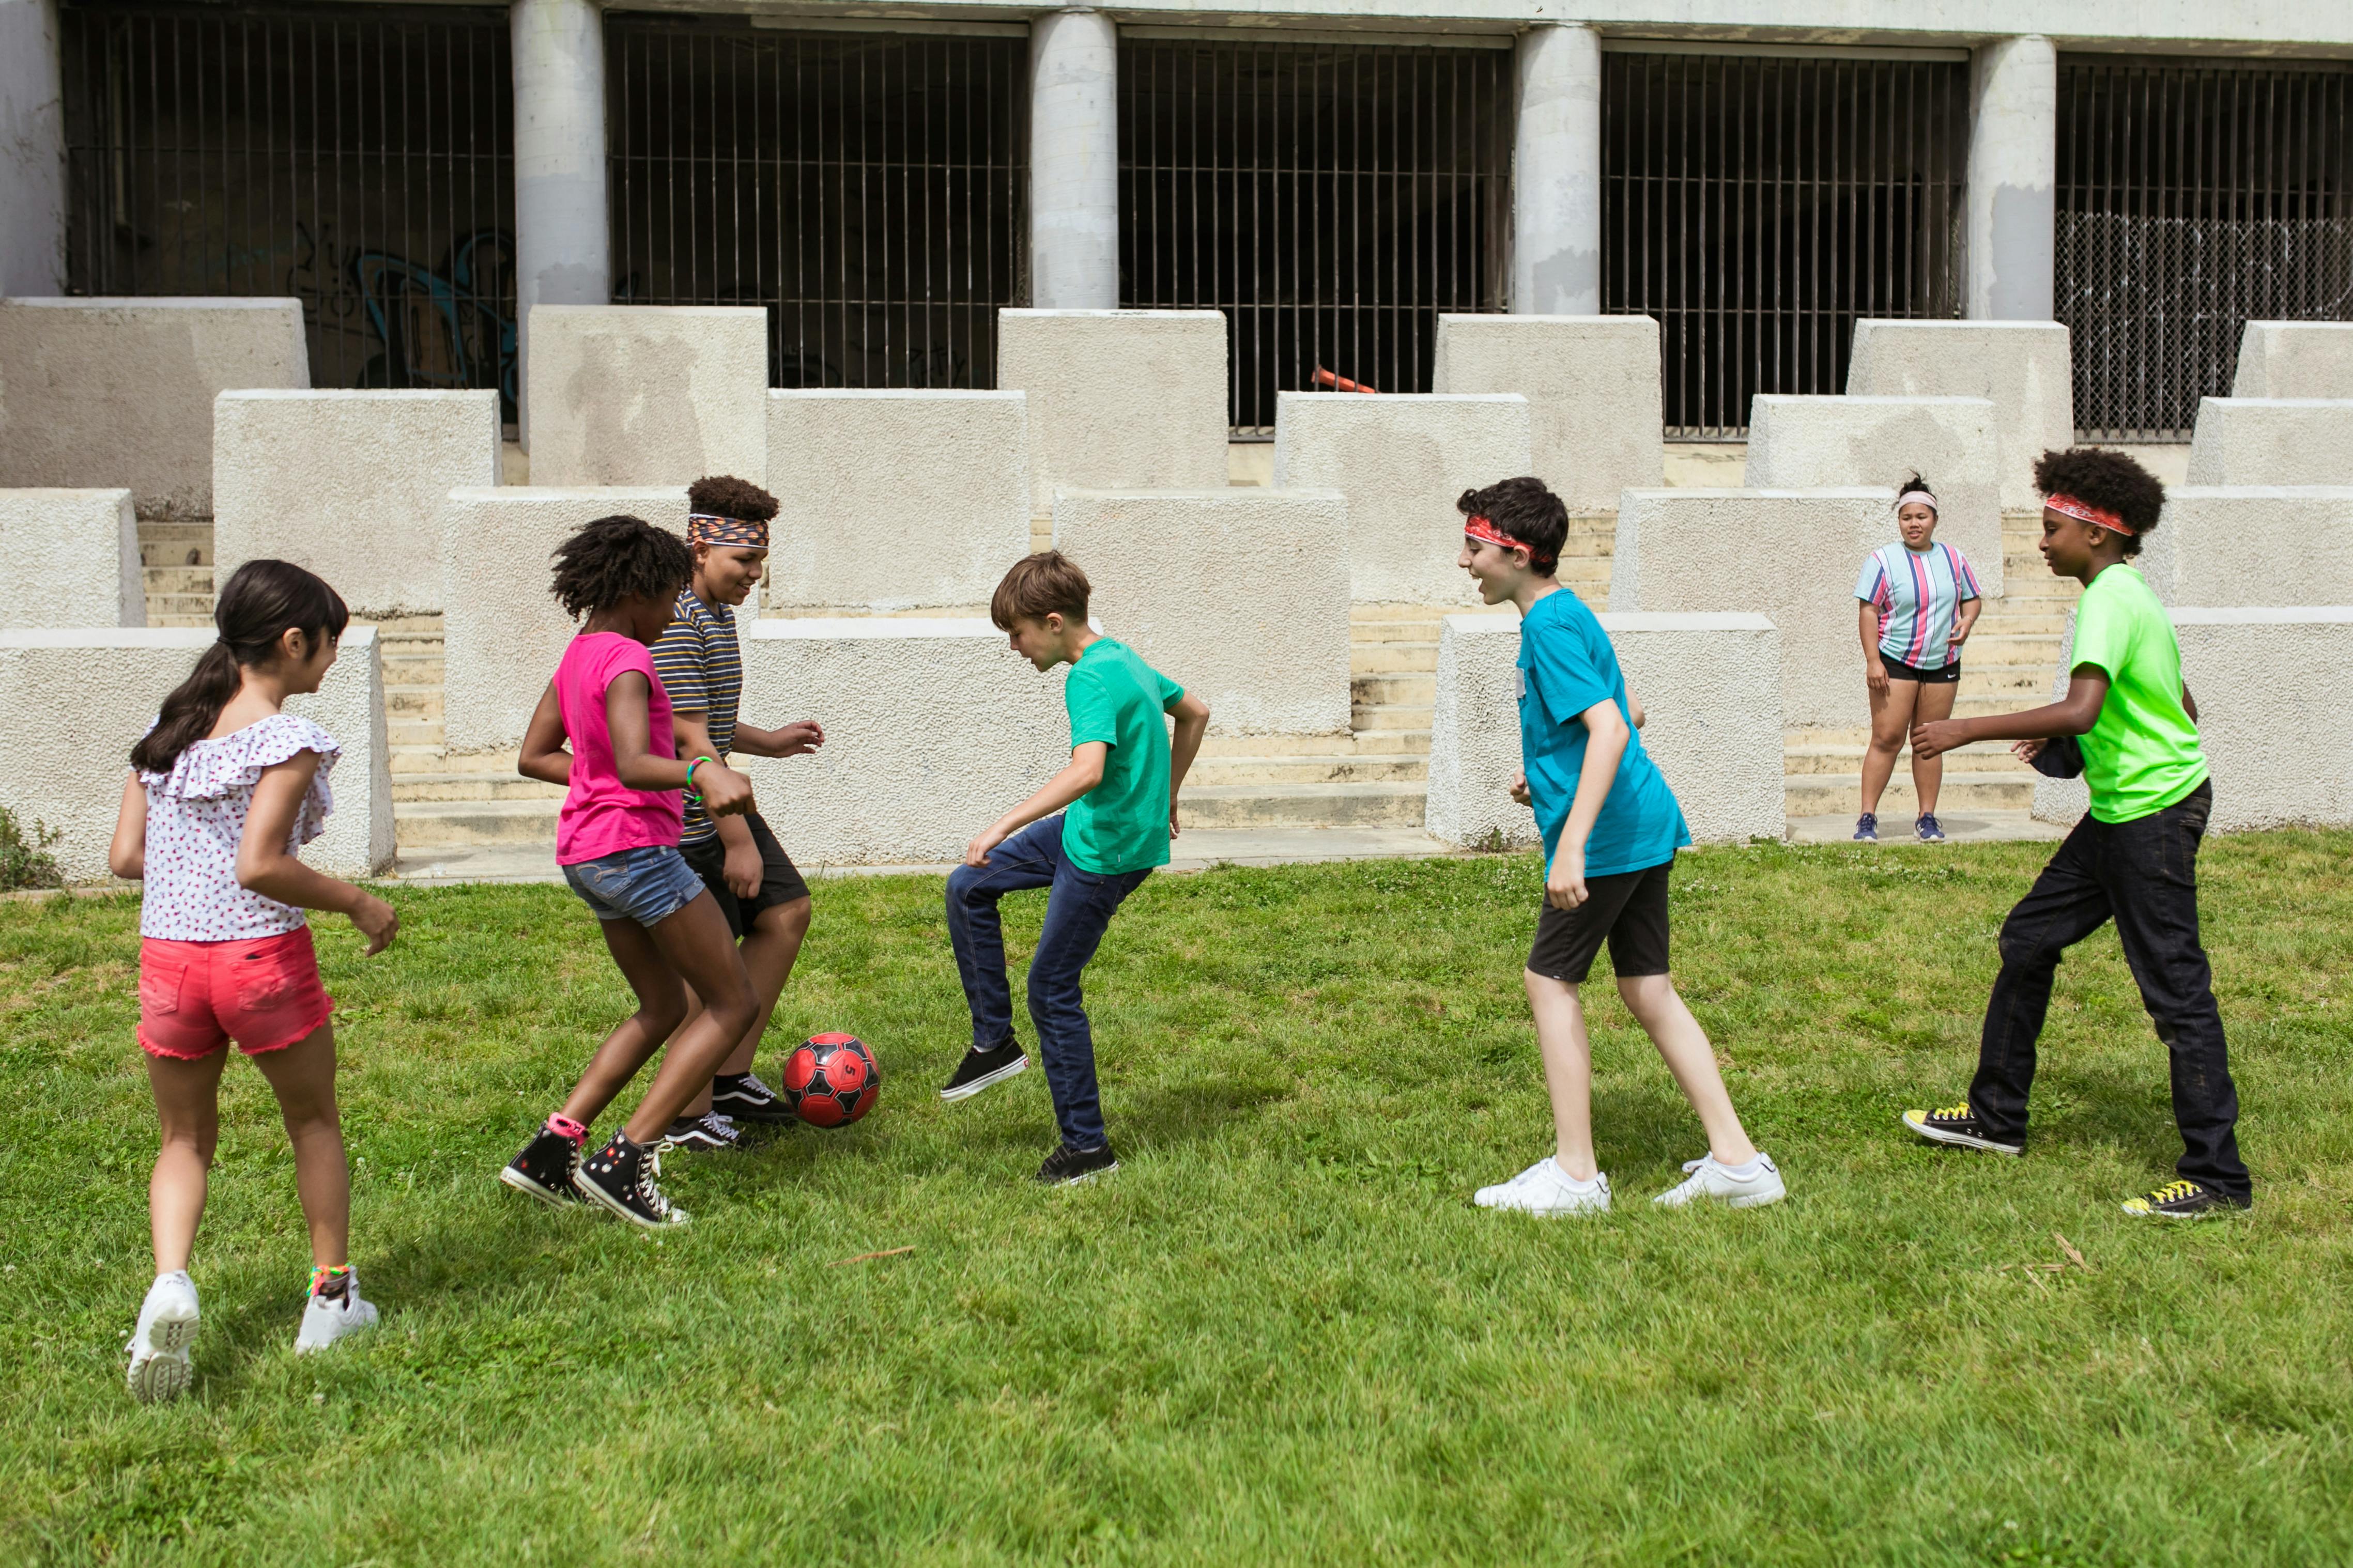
[1464,514,1557,567]
[2044,493,2134,537]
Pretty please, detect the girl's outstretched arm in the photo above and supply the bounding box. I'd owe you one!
[519,682,573,787]
[235,753,398,955]
[110,774,147,881]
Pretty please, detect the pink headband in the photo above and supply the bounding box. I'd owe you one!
[1464,514,1557,569]
[2044,493,2135,537]
[1896,489,1938,514]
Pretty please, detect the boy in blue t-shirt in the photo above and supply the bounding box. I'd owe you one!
[1456,478,1785,1216]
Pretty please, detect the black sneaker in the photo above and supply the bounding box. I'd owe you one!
[1035,1141,1119,1186]
[1900,1102,2024,1156]
[577,1134,691,1229]
[660,1112,743,1153]
[710,1072,794,1125]
[499,1125,585,1207]
[2122,1179,2246,1219]
[940,1040,1029,1103]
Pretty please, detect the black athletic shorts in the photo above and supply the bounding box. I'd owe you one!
[1527,858,1673,984]
[680,813,810,940]
[1878,652,1962,685]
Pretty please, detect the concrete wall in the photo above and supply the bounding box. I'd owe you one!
[1426,610,1783,851]
[2174,608,2353,832]
[1027,10,1120,311]
[2137,488,2353,608]
[2230,321,2353,399]
[524,305,768,488]
[1432,314,1662,514]
[765,391,1030,612]
[441,486,689,754]
[737,618,1071,866]
[1052,488,1351,736]
[1846,319,2072,511]
[0,624,389,882]
[995,309,1229,504]
[1965,36,2056,323]
[1272,391,1532,605]
[0,487,140,628]
[1744,394,2004,596]
[214,391,501,618]
[2186,399,2353,487]
[511,0,609,449]
[0,298,309,520]
[1511,25,1603,317]
[1612,487,1893,729]
[0,0,65,298]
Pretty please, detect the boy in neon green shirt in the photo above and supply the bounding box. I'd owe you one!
[939,552,1211,1185]
[1902,448,2250,1218]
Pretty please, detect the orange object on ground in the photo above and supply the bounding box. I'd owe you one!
[1313,367,1378,394]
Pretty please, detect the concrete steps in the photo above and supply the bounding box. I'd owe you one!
[1179,781,1428,829]
[1787,772,2036,815]
[138,519,217,627]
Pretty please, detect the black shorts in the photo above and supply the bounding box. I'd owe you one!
[1879,652,1962,684]
[1527,858,1673,984]
[679,813,811,940]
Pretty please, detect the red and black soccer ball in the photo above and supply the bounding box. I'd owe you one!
[781,1033,879,1128]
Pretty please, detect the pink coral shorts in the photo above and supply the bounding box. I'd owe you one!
[137,927,334,1060]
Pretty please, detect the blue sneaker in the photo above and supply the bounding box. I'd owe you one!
[1916,813,1946,843]
[1852,813,1878,842]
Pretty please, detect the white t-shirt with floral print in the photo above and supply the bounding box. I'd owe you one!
[137,713,339,942]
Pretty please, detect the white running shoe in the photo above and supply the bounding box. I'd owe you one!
[1473,1157,1612,1216]
[295,1271,380,1355]
[1653,1152,1787,1209]
[126,1270,201,1404]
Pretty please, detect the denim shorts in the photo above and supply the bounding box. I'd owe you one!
[562,844,706,927]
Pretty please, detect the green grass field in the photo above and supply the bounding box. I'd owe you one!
[4,834,2351,1566]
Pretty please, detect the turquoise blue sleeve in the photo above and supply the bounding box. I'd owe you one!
[1528,618,1611,729]
[1066,664,1119,748]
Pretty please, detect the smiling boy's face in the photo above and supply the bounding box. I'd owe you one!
[695,544,767,607]
[1458,536,1529,604]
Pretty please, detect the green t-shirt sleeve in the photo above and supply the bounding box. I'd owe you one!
[2070,579,2131,680]
[1066,664,1119,749]
[1156,667,1185,712]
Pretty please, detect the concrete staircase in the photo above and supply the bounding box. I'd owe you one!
[138,519,217,628]
[382,623,568,849]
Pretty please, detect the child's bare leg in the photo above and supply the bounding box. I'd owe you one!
[1525,969,1598,1181]
[1910,681,1958,815]
[250,1023,350,1269]
[145,1048,228,1274]
[1860,678,1917,816]
[561,919,692,1127]
[1616,973,1757,1165]
[678,895,811,1116]
[620,894,757,1143]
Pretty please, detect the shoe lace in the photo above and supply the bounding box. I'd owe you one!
[2145,1179,2201,1205]
[740,1073,776,1099]
[700,1112,739,1141]
[634,1148,675,1219]
[1931,1101,1973,1121]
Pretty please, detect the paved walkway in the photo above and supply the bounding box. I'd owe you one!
[1785,810,2067,845]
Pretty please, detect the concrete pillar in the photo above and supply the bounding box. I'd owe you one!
[1966,36,2056,322]
[1028,9,1119,309]
[1513,23,1603,316]
[511,0,609,444]
[0,0,67,297]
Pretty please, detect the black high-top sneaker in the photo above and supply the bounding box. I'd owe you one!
[1899,1102,2024,1156]
[1035,1141,1119,1186]
[709,1071,794,1125]
[577,1133,691,1229]
[940,1039,1028,1103]
[500,1123,586,1207]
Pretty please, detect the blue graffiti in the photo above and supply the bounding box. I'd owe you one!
[349,229,518,418]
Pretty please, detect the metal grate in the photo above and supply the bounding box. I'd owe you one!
[1118,36,1513,437]
[606,18,1027,392]
[1603,49,1967,440]
[60,1,517,420]
[2058,57,2353,442]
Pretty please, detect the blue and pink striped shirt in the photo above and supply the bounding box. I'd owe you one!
[1855,541,1982,671]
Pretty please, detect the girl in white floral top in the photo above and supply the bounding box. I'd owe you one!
[109,560,399,1403]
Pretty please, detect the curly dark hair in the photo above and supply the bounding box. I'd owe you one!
[549,514,694,620]
[688,474,779,523]
[1456,476,1567,574]
[1898,470,1937,504]
[2033,447,2165,557]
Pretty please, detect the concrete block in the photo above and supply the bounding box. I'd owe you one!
[2231,321,2353,399]
[440,487,690,754]
[525,305,768,487]
[765,391,1030,611]
[737,618,1072,866]
[1426,610,1783,850]
[1846,319,2072,510]
[1052,488,1350,736]
[995,309,1229,503]
[1744,394,2004,596]
[1432,315,1663,513]
[1611,488,1893,729]
[0,298,308,520]
[2174,608,2353,831]
[0,625,389,882]
[1272,392,1532,605]
[2137,488,2353,609]
[2186,398,2353,487]
[214,391,501,618]
[0,488,141,627]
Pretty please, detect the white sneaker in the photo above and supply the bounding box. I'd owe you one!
[126,1270,201,1404]
[295,1271,380,1354]
[1653,1152,1787,1209]
[1473,1157,1611,1216]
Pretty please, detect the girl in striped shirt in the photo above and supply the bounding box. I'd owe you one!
[1853,475,1982,843]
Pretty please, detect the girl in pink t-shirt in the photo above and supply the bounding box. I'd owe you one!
[110,559,399,1404]
[497,514,760,1230]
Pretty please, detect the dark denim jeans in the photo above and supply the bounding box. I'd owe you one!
[1970,780,2251,1202]
[944,815,1151,1150]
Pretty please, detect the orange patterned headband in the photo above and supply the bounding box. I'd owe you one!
[687,512,770,548]
[2044,493,2135,537]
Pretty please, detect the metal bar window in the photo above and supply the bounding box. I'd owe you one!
[1117,36,1512,438]
[1603,50,1967,440]
[59,1,518,420]
[605,17,1027,392]
[2057,56,2353,442]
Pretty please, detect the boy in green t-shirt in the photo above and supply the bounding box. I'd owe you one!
[940,552,1211,1185]
[1902,448,2251,1218]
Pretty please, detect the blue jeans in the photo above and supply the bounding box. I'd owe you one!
[562,844,706,927]
[944,816,1151,1150]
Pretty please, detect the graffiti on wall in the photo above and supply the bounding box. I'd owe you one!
[286,223,518,421]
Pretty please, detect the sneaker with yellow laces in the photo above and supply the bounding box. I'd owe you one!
[2121,1179,2244,1220]
[1899,1101,2023,1156]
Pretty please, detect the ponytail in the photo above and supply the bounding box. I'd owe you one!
[131,559,350,774]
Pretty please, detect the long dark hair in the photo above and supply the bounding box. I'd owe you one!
[131,560,350,774]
